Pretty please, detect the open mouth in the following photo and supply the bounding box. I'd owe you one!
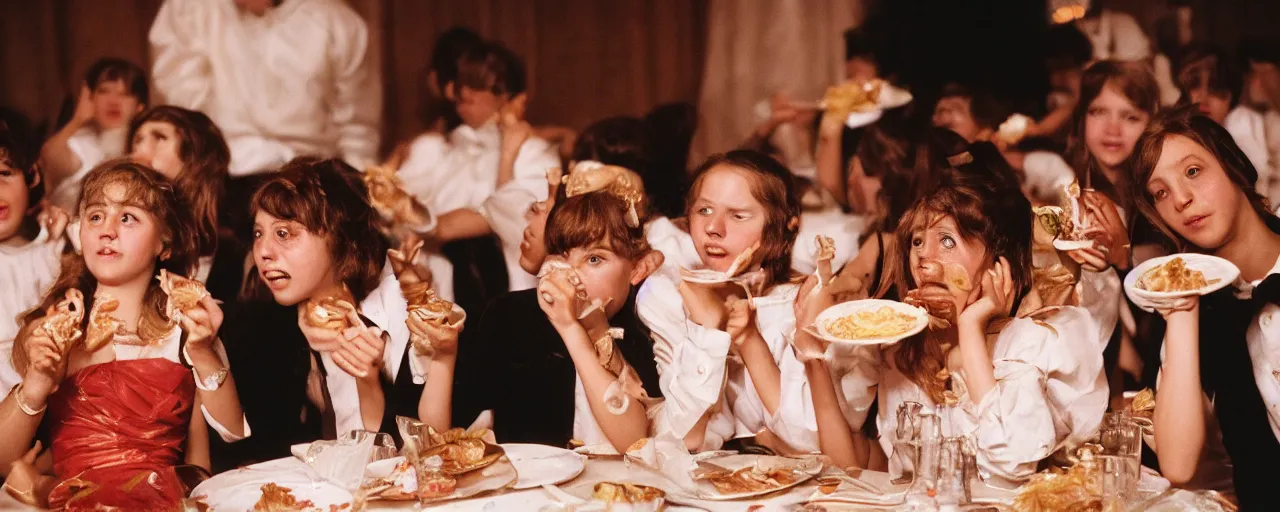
[261,269,291,289]
[0,205,9,221]
[96,247,120,258]
[703,245,728,258]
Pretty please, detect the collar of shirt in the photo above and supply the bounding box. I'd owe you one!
[1234,255,1280,299]
[357,257,411,382]
[449,121,502,155]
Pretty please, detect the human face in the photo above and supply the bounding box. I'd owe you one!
[252,211,340,306]
[518,199,553,275]
[1188,87,1231,124]
[455,85,505,128]
[131,121,184,179]
[80,183,166,287]
[0,161,30,243]
[846,56,878,83]
[907,214,990,312]
[560,241,644,317]
[1144,134,1250,251]
[689,166,768,273]
[91,79,141,130]
[932,97,981,142]
[1084,85,1150,171]
[845,157,882,216]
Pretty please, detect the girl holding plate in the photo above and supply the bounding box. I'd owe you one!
[1128,106,1280,509]
[796,143,1109,487]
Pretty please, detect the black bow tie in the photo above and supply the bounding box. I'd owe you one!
[1249,273,1280,306]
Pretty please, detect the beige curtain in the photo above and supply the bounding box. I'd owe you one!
[0,0,707,155]
[690,0,861,165]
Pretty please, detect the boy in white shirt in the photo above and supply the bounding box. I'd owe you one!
[39,58,147,211]
[398,41,561,297]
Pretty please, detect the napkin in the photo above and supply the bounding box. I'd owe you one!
[309,435,375,490]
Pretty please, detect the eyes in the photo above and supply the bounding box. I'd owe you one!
[85,211,140,225]
[910,233,958,251]
[694,205,752,221]
[252,226,293,241]
[1149,166,1202,202]
[586,254,605,265]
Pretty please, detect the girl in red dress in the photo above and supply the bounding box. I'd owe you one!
[0,160,247,511]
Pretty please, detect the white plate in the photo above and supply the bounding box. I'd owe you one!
[190,460,353,511]
[1124,253,1239,302]
[678,454,823,501]
[811,299,929,346]
[504,443,586,489]
[844,83,912,129]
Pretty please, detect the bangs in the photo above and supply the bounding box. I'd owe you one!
[902,186,987,241]
[79,164,170,213]
[250,178,329,234]
[546,193,648,260]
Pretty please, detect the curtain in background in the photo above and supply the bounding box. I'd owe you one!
[690,0,860,165]
[0,0,707,156]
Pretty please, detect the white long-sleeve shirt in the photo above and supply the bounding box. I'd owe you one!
[637,266,853,453]
[149,0,381,175]
[397,125,561,293]
[852,306,1108,488]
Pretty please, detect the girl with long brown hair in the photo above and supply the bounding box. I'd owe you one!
[0,160,245,509]
[796,144,1108,486]
[638,150,832,454]
[127,106,242,301]
[1128,106,1280,509]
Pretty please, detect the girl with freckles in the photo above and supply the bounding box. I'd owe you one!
[214,158,426,471]
[796,147,1108,487]
[1128,107,1280,509]
[0,161,246,510]
[638,150,838,455]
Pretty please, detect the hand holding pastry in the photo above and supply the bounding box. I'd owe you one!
[37,204,70,240]
[298,293,359,351]
[22,326,68,399]
[158,270,210,323]
[389,235,433,293]
[407,290,465,357]
[537,264,590,330]
[179,295,224,349]
[724,296,758,352]
[332,323,386,381]
[40,290,85,355]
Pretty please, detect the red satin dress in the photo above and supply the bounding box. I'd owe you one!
[45,357,196,511]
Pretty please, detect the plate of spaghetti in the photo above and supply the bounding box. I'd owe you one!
[811,299,929,346]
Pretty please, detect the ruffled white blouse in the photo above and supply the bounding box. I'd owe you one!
[637,266,846,453]
[396,126,561,294]
[851,306,1108,488]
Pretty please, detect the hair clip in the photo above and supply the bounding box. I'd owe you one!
[947,152,973,167]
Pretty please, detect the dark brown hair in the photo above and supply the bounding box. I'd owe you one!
[129,106,230,258]
[546,192,651,261]
[893,142,1033,402]
[1175,43,1242,108]
[1131,105,1280,253]
[0,120,43,240]
[1066,60,1161,208]
[13,160,198,373]
[250,157,389,301]
[687,150,801,289]
[456,41,527,97]
[85,58,149,105]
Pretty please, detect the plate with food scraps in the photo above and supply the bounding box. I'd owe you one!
[1124,253,1239,302]
[190,463,353,511]
[679,454,823,501]
[359,454,519,503]
[811,299,929,346]
[503,443,586,489]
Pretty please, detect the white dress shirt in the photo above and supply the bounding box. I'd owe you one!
[149,0,381,175]
[1223,106,1275,200]
[48,127,125,212]
[1076,10,1150,62]
[1240,256,1280,443]
[853,306,1108,488]
[637,266,848,453]
[397,124,561,293]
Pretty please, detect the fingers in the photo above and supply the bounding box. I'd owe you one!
[1068,248,1109,272]
[330,350,369,379]
[21,441,41,465]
